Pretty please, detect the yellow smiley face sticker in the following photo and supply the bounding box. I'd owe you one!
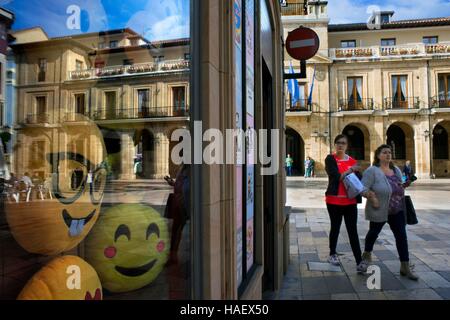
[84,204,170,293]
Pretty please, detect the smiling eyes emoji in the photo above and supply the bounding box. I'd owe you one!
[104,223,164,259]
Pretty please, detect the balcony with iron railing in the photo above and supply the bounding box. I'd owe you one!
[24,113,50,124]
[285,99,311,112]
[330,42,450,61]
[429,96,450,109]
[338,98,374,111]
[280,2,307,16]
[384,97,420,110]
[68,59,190,81]
[63,106,190,122]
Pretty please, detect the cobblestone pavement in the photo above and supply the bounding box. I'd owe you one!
[266,178,450,300]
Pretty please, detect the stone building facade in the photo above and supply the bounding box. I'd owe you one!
[282,0,450,178]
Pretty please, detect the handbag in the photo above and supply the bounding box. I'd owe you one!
[404,195,418,225]
[343,172,365,199]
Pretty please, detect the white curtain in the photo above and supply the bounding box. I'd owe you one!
[392,76,398,100]
[356,78,363,102]
[400,76,407,100]
[348,78,354,100]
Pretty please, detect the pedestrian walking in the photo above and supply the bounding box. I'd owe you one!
[304,157,311,178]
[310,157,316,178]
[325,134,366,272]
[285,154,294,177]
[402,160,415,183]
[360,144,418,280]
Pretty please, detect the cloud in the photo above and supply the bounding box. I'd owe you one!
[328,0,450,24]
[126,0,189,41]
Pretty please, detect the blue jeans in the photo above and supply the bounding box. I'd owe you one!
[286,166,292,176]
[364,211,409,262]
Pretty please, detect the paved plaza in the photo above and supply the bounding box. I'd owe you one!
[267,177,450,300]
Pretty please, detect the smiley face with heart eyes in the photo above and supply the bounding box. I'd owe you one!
[84,204,170,293]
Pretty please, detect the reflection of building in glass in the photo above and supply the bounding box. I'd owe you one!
[284,0,450,178]
[11,28,190,180]
[0,7,14,167]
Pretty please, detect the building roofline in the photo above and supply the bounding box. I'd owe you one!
[0,6,15,20]
[329,16,450,32]
[50,28,140,40]
[10,38,92,52]
[90,38,190,55]
[11,27,49,39]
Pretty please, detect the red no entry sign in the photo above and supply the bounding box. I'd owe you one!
[286,26,320,61]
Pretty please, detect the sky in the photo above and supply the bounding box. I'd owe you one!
[0,0,190,41]
[1,0,450,40]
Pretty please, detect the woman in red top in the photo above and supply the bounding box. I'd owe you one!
[325,134,367,273]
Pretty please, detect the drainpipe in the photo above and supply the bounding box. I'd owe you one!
[327,64,332,154]
[426,60,434,178]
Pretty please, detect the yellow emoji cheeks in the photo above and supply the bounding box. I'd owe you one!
[85,204,170,293]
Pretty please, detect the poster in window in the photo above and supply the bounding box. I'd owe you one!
[246,219,254,271]
[234,0,243,287]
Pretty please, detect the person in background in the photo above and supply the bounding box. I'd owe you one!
[304,156,311,178]
[285,154,294,177]
[325,134,367,273]
[402,160,413,183]
[360,145,418,280]
[310,157,316,178]
[31,172,43,200]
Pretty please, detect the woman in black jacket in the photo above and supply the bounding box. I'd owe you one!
[325,134,367,273]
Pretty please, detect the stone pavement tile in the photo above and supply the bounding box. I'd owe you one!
[378,267,406,291]
[331,293,359,300]
[300,263,324,278]
[303,294,331,300]
[290,246,299,254]
[312,231,328,238]
[299,245,317,253]
[281,277,301,291]
[278,291,302,300]
[324,276,355,294]
[308,262,343,273]
[336,243,352,252]
[416,234,441,241]
[416,272,450,288]
[437,271,450,282]
[348,274,372,293]
[373,250,398,261]
[380,260,400,274]
[357,292,387,300]
[384,289,443,300]
[394,275,431,290]
[299,253,320,263]
[301,277,329,295]
[297,227,311,232]
[434,288,450,300]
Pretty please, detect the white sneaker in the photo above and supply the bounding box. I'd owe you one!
[357,261,368,273]
[327,254,340,266]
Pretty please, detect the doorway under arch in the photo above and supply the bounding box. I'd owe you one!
[433,121,450,177]
[285,127,305,176]
[386,122,415,169]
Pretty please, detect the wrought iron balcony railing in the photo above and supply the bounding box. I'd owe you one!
[384,97,420,110]
[89,106,190,121]
[330,42,450,60]
[429,96,450,109]
[25,113,50,124]
[286,99,311,112]
[280,2,307,16]
[338,98,374,111]
[69,59,190,81]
